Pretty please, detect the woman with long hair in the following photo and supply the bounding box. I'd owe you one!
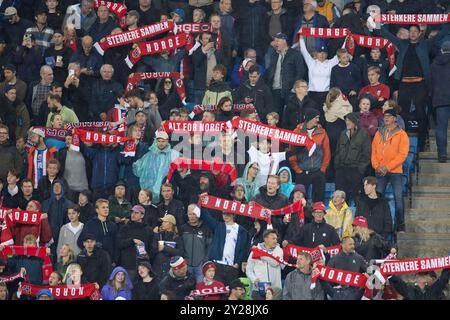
[56,244,75,276]
[63,263,83,285]
[156,79,182,120]
[45,113,66,150]
[132,261,160,300]
[358,96,378,138]
[215,96,235,122]
[101,267,133,300]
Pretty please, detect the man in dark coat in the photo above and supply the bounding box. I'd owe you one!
[354,176,393,239]
[117,205,153,281]
[0,124,22,182]
[159,256,196,300]
[431,41,450,162]
[77,233,112,288]
[157,183,186,227]
[327,237,368,273]
[233,65,274,123]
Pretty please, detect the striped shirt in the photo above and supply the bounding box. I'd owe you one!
[25,25,54,56]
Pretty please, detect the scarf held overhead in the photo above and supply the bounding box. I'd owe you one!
[0,246,53,282]
[166,158,237,183]
[94,20,175,55]
[20,282,101,300]
[70,129,135,152]
[161,120,230,134]
[125,33,192,68]
[283,244,342,263]
[375,14,450,24]
[231,118,317,156]
[126,72,186,103]
[189,104,256,119]
[381,256,450,275]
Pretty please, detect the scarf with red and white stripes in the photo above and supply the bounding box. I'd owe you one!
[167,158,237,183]
[20,282,101,300]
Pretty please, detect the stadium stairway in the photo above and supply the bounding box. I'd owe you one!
[397,129,450,260]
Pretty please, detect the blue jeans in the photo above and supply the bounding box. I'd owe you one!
[435,105,450,158]
[188,265,204,284]
[376,173,404,226]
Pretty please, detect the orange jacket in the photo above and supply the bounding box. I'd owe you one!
[288,124,331,174]
[371,126,409,174]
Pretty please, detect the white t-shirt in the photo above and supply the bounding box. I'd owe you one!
[217,223,239,266]
[248,145,286,187]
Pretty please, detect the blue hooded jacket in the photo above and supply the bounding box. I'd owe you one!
[278,166,295,198]
[234,161,262,202]
[101,266,133,300]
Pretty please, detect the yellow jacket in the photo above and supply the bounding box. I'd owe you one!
[316,1,340,24]
[325,201,353,239]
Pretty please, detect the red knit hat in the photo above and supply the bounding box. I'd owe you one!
[202,261,216,275]
[29,200,41,212]
[312,201,326,213]
[352,216,368,228]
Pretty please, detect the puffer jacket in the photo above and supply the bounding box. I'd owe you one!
[371,125,409,174]
[334,126,372,173]
[289,124,331,174]
[246,242,284,291]
[201,80,233,106]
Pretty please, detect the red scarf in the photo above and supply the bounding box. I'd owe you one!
[125,33,192,68]
[294,27,350,43]
[94,20,175,55]
[251,246,296,267]
[65,122,112,131]
[0,271,24,283]
[121,140,138,157]
[314,265,368,288]
[93,1,127,19]
[283,244,342,263]
[190,286,230,297]
[70,129,134,151]
[345,34,396,76]
[161,120,229,134]
[231,118,317,156]
[375,13,450,24]
[189,104,256,119]
[0,246,53,282]
[381,256,450,276]
[199,195,272,222]
[32,127,70,141]
[1,208,44,245]
[167,158,237,183]
[126,72,186,103]
[174,23,212,34]
[20,282,101,300]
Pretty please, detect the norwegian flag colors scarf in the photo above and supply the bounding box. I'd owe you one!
[32,127,70,141]
[161,120,230,134]
[0,271,24,283]
[190,286,230,297]
[283,244,342,263]
[20,282,101,300]
[65,122,112,131]
[188,104,256,119]
[174,23,212,34]
[0,208,44,245]
[0,246,52,282]
[294,27,350,43]
[374,14,450,24]
[126,72,186,103]
[94,20,175,55]
[125,33,192,68]
[70,129,135,152]
[231,118,317,156]
[166,158,237,183]
[381,256,450,275]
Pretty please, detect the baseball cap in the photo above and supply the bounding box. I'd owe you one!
[169,108,180,116]
[127,10,140,20]
[155,130,169,140]
[384,109,397,117]
[160,214,176,225]
[312,201,326,213]
[274,32,288,41]
[3,64,16,72]
[31,127,45,138]
[170,8,185,20]
[115,180,126,188]
[352,216,368,228]
[132,205,145,214]
[82,233,97,242]
[4,7,17,17]
[35,7,48,15]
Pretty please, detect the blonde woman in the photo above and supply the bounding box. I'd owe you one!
[352,216,396,261]
[63,263,83,285]
[101,267,133,300]
[56,244,75,276]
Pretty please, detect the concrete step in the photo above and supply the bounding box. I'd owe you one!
[410,196,450,208]
[417,173,450,186]
[396,232,450,246]
[397,243,450,259]
[406,209,450,221]
[428,138,450,152]
[411,185,450,196]
[417,162,450,174]
[406,220,450,233]
[428,129,450,137]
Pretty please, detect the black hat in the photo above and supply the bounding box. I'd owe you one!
[79,189,92,201]
[3,64,16,72]
[383,108,397,118]
[229,279,247,290]
[274,32,288,41]
[317,45,328,53]
[82,233,96,242]
[137,260,157,277]
[53,29,64,36]
[344,112,360,126]
[115,180,126,188]
[35,7,48,15]
[304,108,321,123]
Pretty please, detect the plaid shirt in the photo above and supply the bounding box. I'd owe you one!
[31,82,52,116]
[25,25,54,55]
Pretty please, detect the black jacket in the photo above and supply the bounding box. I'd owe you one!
[283,95,318,130]
[264,48,305,98]
[431,52,450,108]
[151,230,184,278]
[170,171,200,210]
[157,199,186,227]
[90,79,124,118]
[63,80,92,122]
[77,217,119,263]
[334,127,372,173]
[265,8,297,45]
[389,269,450,300]
[353,232,393,261]
[132,277,161,300]
[235,1,268,51]
[0,141,22,182]
[159,269,196,300]
[233,78,274,123]
[192,46,225,90]
[77,247,112,288]
[327,252,368,274]
[79,202,96,224]
[142,203,159,229]
[179,221,213,268]
[293,220,341,248]
[354,192,393,238]
[252,186,290,240]
[118,221,154,270]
